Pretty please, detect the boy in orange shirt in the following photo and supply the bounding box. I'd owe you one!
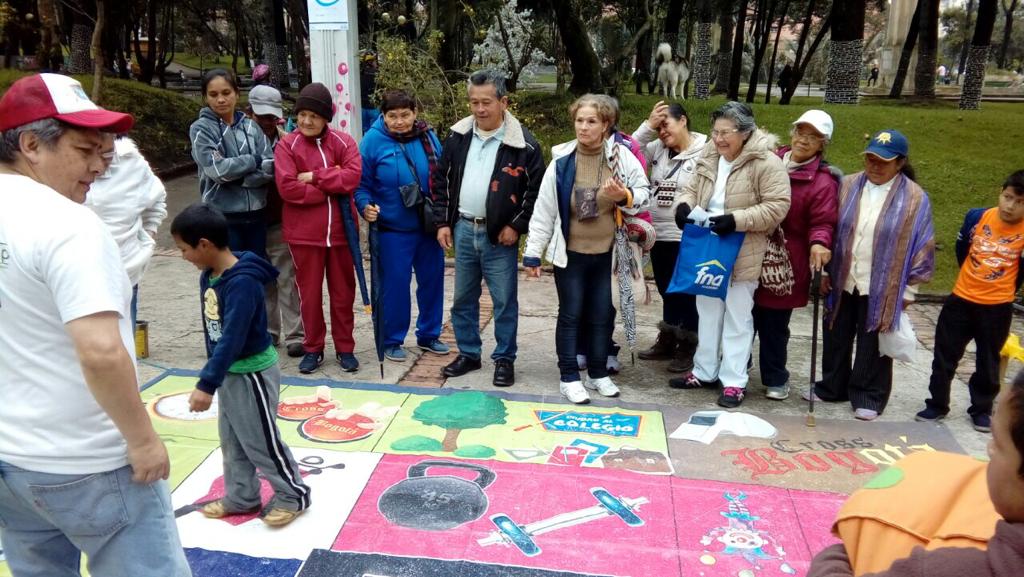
[917,171,1024,432]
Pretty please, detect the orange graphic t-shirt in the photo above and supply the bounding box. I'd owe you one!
[953,208,1024,304]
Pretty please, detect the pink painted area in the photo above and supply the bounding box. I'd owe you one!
[336,82,344,93]
[673,478,844,577]
[338,62,349,75]
[333,454,678,576]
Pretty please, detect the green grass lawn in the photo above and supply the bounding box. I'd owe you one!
[515,91,1024,294]
[173,53,252,75]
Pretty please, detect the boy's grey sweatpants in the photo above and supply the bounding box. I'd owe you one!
[218,363,311,512]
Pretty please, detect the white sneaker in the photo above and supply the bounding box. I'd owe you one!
[560,380,590,404]
[584,376,620,397]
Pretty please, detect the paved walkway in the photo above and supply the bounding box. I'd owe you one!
[152,174,1018,463]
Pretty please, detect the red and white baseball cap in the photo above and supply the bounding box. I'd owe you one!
[0,73,134,133]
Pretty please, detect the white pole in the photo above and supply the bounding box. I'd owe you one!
[308,0,362,140]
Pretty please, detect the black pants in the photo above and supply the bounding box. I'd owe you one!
[225,208,268,261]
[555,251,613,380]
[753,305,793,388]
[817,291,894,413]
[926,294,1013,417]
[651,241,698,331]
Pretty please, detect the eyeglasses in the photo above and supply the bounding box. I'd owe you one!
[710,128,741,138]
[792,131,825,142]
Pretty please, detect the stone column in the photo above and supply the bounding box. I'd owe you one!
[881,0,918,92]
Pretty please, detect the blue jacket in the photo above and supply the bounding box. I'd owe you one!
[355,116,442,233]
[197,251,278,393]
[957,207,1024,292]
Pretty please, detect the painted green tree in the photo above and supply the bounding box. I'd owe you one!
[392,391,508,458]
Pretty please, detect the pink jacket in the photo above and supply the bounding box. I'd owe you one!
[275,128,362,247]
[754,147,839,309]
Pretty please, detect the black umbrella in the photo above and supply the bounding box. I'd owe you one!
[368,214,384,379]
[338,195,370,312]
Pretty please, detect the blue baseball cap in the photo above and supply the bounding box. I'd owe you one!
[863,129,909,161]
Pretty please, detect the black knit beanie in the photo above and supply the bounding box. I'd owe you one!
[295,82,334,121]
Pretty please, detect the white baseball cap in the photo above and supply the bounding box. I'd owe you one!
[792,109,833,140]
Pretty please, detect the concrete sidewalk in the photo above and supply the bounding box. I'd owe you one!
[150,174,1014,462]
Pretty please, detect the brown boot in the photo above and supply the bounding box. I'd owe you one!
[637,322,677,361]
[667,329,698,373]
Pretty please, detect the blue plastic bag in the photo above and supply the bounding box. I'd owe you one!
[667,223,745,300]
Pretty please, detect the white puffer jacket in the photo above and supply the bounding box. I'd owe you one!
[631,122,708,242]
[85,138,167,286]
[523,136,650,269]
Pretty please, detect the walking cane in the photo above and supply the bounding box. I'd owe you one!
[808,269,822,428]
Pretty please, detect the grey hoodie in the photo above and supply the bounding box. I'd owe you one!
[189,108,274,214]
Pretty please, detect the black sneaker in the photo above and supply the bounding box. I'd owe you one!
[914,406,947,422]
[298,352,324,374]
[286,343,306,358]
[668,373,720,390]
[971,413,992,433]
[337,352,359,373]
[717,386,746,409]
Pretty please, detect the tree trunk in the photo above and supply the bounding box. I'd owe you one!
[92,1,105,102]
[437,0,461,74]
[914,0,941,97]
[714,0,735,93]
[998,0,1019,69]
[553,0,602,94]
[37,0,62,71]
[288,0,310,87]
[441,428,461,452]
[780,0,831,104]
[890,0,923,97]
[764,0,791,104]
[961,0,999,109]
[693,0,714,99]
[957,0,976,81]
[635,28,653,94]
[824,0,865,104]
[69,22,93,74]
[727,0,748,100]
[746,0,779,103]
[663,0,684,51]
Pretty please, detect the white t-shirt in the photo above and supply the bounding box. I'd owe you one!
[0,174,134,474]
[707,156,734,216]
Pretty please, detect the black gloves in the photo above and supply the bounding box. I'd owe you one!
[674,203,692,230]
[709,213,736,236]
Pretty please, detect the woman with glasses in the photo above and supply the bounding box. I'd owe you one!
[671,101,790,408]
[809,129,935,421]
[752,110,839,401]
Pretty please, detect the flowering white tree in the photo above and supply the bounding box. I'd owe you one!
[471,0,549,92]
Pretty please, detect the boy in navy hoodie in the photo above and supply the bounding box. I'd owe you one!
[171,203,311,527]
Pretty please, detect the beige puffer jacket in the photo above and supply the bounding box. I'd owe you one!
[679,129,791,282]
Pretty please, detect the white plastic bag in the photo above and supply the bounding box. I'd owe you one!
[879,311,917,362]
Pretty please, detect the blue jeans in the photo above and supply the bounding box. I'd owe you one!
[0,462,191,577]
[225,209,268,261]
[450,219,518,361]
[555,250,613,380]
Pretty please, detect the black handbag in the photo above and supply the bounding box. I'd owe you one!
[398,143,437,234]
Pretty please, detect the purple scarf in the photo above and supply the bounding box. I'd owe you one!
[827,172,935,332]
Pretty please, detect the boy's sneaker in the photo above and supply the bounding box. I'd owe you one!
[668,373,720,390]
[261,507,304,527]
[298,352,324,374]
[606,355,622,375]
[200,500,259,519]
[717,386,745,408]
[417,339,450,355]
[560,380,590,404]
[337,353,359,372]
[584,376,620,397]
[971,413,992,433]
[914,406,947,422]
[383,345,407,362]
[765,384,790,400]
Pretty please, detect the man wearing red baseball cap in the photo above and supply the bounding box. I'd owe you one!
[0,74,191,576]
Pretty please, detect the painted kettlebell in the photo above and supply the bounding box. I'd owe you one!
[377,460,496,531]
